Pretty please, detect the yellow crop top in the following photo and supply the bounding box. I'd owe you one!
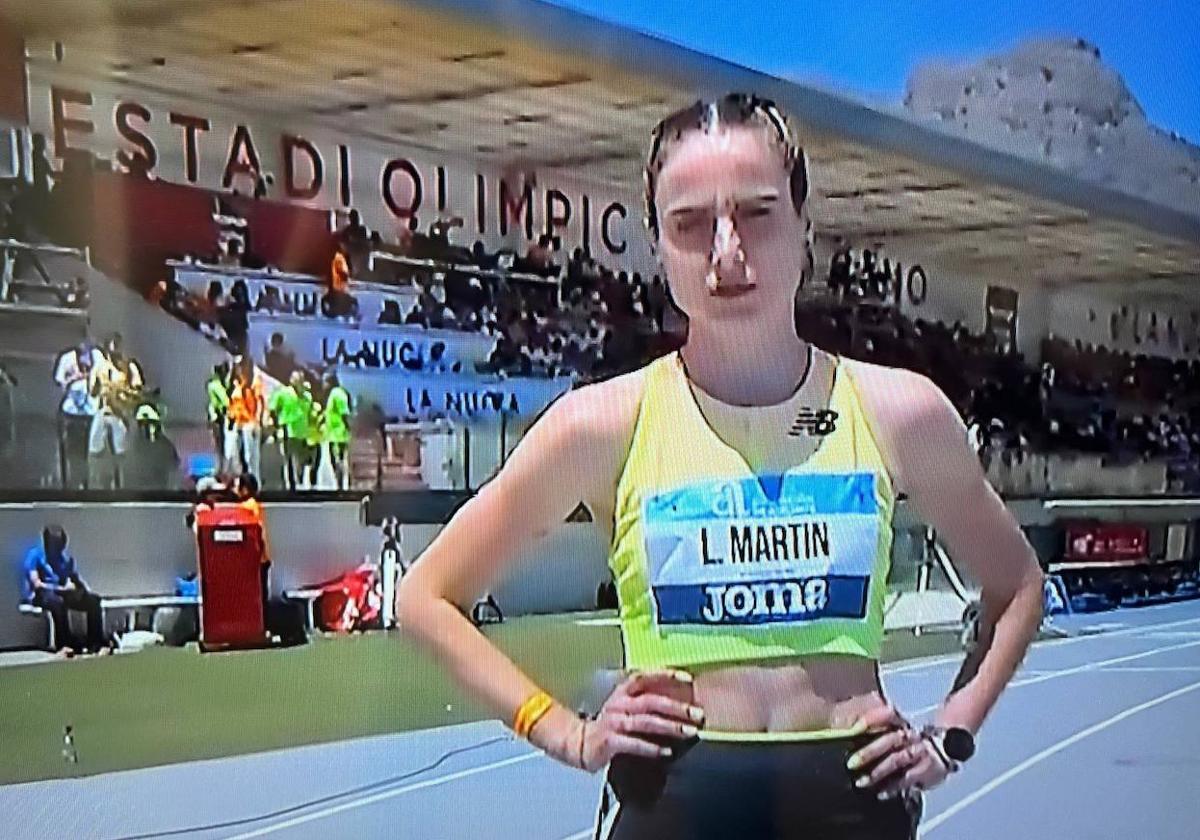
[608,349,896,683]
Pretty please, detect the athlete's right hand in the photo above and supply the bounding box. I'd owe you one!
[577,669,705,772]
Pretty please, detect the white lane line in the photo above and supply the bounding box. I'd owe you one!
[921,678,1200,833]
[223,752,541,839]
[1093,666,1200,673]
[909,638,1200,716]
[882,614,1200,676]
[1009,639,1200,688]
[229,611,1200,838]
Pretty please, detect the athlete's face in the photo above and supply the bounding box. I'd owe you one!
[654,125,809,325]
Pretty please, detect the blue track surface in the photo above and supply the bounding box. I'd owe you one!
[4,598,1199,840]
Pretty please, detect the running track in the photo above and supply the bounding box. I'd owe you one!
[4,598,1199,840]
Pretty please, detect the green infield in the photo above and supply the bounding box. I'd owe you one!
[0,612,973,786]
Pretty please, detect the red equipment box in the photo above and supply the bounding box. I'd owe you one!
[196,505,268,651]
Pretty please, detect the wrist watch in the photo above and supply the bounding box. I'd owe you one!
[920,725,975,771]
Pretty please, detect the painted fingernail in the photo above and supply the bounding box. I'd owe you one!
[659,746,672,757]
[877,791,893,801]
[689,706,705,723]
[673,670,693,684]
[847,753,862,770]
[681,724,698,738]
[855,776,870,788]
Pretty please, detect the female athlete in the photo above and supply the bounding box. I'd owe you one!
[396,93,1045,839]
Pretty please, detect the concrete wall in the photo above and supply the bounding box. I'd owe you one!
[2,495,930,649]
[12,492,1183,650]
[396,520,611,617]
[0,501,613,649]
[1,501,376,649]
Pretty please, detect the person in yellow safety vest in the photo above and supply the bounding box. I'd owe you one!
[206,363,231,474]
[268,371,311,491]
[321,372,353,490]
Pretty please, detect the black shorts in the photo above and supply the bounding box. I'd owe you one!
[595,732,922,840]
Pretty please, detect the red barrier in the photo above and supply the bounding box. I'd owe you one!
[87,171,337,292]
[226,193,337,278]
[90,170,218,291]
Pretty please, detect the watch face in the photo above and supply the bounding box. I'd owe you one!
[944,728,975,762]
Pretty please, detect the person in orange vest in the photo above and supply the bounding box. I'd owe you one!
[233,473,271,606]
[324,243,359,320]
[225,360,265,478]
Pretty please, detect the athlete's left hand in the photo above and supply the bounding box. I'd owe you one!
[847,704,953,799]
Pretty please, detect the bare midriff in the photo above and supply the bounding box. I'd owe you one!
[689,656,884,733]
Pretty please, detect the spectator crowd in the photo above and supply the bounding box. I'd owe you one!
[797,263,1200,491]
[7,129,1200,496]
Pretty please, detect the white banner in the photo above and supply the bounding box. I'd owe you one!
[338,368,571,423]
[246,317,496,372]
[172,262,418,325]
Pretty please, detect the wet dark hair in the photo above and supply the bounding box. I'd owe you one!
[643,93,810,241]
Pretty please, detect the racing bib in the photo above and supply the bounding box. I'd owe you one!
[643,472,879,627]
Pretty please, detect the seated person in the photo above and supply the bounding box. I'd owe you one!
[378,299,404,325]
[470,240,498,270]
[427,341,452,374]
[195,280,225,329]
[256,284,288,315]
[20,525,107,654]
[339,209,369,246]
[521,234,554,274]
[218,238,245,269]
[322,244,360,320]
[403,304,426,327]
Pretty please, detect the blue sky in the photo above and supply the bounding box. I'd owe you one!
[547,1,1200,144]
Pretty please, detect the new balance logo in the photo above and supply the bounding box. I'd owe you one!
[789,408,838,437]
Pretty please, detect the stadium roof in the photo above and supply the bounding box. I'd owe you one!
[5,0,1199,296]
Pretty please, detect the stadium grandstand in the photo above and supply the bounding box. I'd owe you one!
[0,2,1197,839]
